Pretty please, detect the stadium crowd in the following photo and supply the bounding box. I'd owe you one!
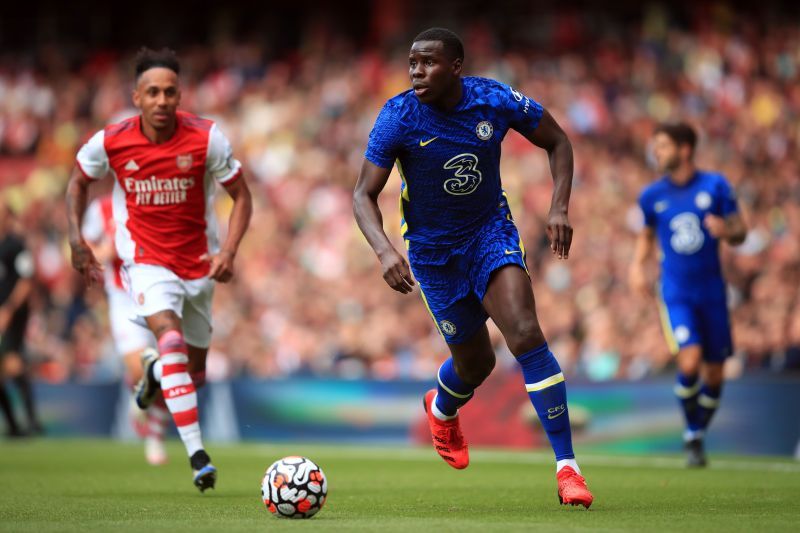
[1,4,798,383]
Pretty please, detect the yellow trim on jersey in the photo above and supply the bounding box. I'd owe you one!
[397,159,410,202]
[397,159,410,238]
[517,232,529,274]
[501,191,529,274]
[525,372,565,392]
[418,286,443,337]
[656,285,680,355]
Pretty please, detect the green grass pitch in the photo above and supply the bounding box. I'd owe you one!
[1,439,798,532]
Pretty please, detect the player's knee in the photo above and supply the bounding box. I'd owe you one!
[505,319,546,356]
[703,365,724,388]
[2,353,24,378]
[191,371,207,389]
[677,347,702,376]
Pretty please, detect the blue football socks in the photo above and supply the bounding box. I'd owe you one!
[674,372,702,438]
[433,358,475,419]
[517,343,575,461]
[696,384,721,432]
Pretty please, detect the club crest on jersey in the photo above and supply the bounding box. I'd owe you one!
[695,191,712,210]
[440,320,457,336]
[176,153,193,171]
[476,121,493,141]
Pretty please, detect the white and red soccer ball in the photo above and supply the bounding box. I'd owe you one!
[261,456,328,519]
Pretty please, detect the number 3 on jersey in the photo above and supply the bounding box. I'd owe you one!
[443,153,482,195]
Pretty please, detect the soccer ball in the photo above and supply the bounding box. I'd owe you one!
[261,456,328,519]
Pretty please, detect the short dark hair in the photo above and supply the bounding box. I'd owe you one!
[134,47,180,80]
[413,27,464,61]
[654,122,697,153]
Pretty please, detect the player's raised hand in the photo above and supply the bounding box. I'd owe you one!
[379,248,415,294]
[69,240,104,287]
[201,250,235,283]
[546,210,573,260]
[703,214,727,239]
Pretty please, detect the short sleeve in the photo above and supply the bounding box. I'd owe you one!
[715,176,739,217]
[76,130,109,179]
[364,102,403,169]
[82,199,105,244]
[502,84,544,137]
[638,191,656,228]
[206,123,243,186]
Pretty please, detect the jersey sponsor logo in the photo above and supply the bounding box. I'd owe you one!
[669,212,705,254]
[176,153,193,171]
[695,191,712,210]
[440,320,457,336]
[476,121,493,140]
[509,87,532,114]
[419,136,438,147]
[123,175,196,206]
[547,404,566,419]
[124,159,140,171]
[443,153,482,195]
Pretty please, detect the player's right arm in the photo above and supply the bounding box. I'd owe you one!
[66,131,107,286]
[628,226,656,298]
[353,159,414,294]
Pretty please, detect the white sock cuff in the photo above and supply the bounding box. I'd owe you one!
[431,394,458,421]
[556,458,580,474]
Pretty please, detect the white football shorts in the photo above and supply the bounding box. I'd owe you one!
[121,263,214,348]
[107,283,155,355]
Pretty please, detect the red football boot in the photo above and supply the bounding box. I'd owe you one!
[422,389,469,469]
[557,466,593,508]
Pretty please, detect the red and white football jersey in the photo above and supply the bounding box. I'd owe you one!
[82,194,124,291]
[76,111,242,279]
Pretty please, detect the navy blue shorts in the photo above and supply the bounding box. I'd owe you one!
[408,207,528,344]
[657,283,733,362]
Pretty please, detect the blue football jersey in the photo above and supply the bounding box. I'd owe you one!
[638,170,739,293]
[364,76,543,246]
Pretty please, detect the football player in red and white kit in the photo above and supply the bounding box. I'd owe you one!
[66,48,252,492]
[82,194,169,466]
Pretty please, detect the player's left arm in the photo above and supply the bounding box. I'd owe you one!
[703,210,746,245]
[0,244,34,332]
[204,125,253,282]
[522,110,574,259]
[703,178,747,246]
[206,177,253,283]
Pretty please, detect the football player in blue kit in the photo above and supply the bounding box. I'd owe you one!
[629,122,747,467]
[353,28,592,507]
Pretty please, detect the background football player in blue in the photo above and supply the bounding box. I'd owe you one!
[629,123,747,467]
[353,28,593,508]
